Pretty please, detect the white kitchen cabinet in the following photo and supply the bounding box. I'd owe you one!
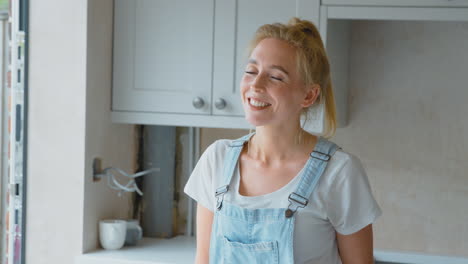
[112,0,324,131]
[112,0,214,115]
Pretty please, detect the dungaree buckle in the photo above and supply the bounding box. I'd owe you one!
[285,193,309,218]
[215,185,229,210]
[310,151,331,161]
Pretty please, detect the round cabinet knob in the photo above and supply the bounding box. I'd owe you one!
[215,98,227,110]
[192,97,205,109]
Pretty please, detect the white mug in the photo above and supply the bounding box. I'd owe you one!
[99,219,127,250]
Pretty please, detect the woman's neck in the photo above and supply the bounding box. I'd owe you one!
[248,125,317,164]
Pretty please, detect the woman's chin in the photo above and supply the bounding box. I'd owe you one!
[244,115,269,127]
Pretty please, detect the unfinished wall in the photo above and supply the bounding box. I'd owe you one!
[338,20,468,256]
[83,0,135,253]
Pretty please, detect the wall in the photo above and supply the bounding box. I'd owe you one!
[27,0,87,263]
[28,0,134,263]
[341,20,468,257]
[198,20,468,257]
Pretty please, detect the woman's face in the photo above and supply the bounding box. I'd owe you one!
[240,38,315,128]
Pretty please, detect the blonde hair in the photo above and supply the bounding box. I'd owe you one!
[247,17,337,138]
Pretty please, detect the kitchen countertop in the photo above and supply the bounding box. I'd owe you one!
[75,235,468,264]
[75,236,196,264]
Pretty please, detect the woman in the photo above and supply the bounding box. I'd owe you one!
[184,18,382,264]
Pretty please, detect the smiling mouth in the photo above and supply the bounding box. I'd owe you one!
[248,98,271,108]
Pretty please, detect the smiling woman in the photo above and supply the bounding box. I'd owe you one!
[184,17,381,264]
[241,38,317,133]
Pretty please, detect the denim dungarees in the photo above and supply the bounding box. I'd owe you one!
[209,133,341,264]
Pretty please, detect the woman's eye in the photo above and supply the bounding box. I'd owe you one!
[271,76,283,81]
[245,71,256,75]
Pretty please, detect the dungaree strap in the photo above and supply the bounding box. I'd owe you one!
[215,132,254,210]
[286,137,341,217]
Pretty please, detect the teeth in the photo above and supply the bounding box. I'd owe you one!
[250,99,270,107]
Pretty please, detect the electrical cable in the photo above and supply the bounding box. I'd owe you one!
[96,167,159,196]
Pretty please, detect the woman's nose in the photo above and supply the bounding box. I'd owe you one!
[251,74,266,92]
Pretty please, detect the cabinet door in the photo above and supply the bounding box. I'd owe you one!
[212,0,320,117]
[113,0,214,114]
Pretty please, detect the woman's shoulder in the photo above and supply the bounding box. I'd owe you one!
[204,138,233,152]
[317,136,361,168]
[329,148,360,167]
[322,147,367,182]
[201,138,238,161]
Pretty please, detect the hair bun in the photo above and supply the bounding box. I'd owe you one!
[288,17,317,37]
[288,17,302,25]
[302,27,313,35]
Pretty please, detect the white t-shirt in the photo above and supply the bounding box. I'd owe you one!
[184,139,382,264]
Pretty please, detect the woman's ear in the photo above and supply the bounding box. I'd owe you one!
[301,84,320,108]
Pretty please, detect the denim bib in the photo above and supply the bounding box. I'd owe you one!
[209,133,341,264]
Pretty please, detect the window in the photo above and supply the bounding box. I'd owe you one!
[1,0,27,263]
